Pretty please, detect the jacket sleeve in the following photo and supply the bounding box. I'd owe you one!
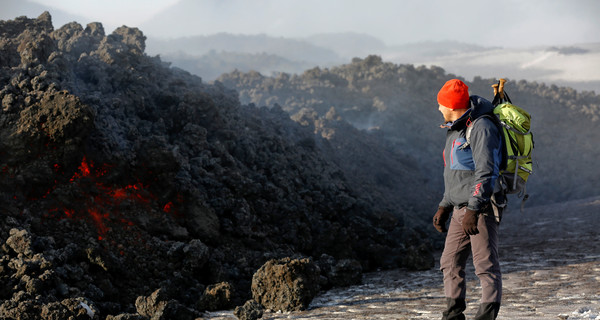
[438,144,452,209]
[438,197,452,209]
[467,118,502,211]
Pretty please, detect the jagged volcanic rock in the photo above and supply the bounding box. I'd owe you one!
[198,281,234,311]
[0,12,433,319]
[234,299,263,320]
[251,257,321,312]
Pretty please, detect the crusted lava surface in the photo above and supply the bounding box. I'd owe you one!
[0,13,433,319]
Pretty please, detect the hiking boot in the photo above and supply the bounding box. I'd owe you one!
[441,298,466,320]
[474,302,500,320]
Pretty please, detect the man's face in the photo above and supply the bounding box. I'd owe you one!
[438,104,452,123]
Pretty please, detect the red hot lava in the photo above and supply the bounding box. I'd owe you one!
[44,156,178,241]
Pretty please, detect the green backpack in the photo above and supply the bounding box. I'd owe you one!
[493,101,533,196]
[466,80,534,207]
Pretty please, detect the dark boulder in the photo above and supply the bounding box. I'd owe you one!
[197,282,233,311]
[5,228,34,257]
[404,243,436,271]
[251,257,320,312]
[135,288,196,320]
[317,254,363,289]
[234,300,264,320]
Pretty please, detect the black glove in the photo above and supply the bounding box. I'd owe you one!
[433,206,453,233]
[462,208,480,235]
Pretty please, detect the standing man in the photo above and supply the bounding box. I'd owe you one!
[433,79,505,320]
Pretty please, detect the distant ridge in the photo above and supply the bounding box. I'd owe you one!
[146,32,341,63]
[146,32,600,93]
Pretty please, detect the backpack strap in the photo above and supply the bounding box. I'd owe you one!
[459,122,473,150]
[459,114,497,150]
[519,186,529,212]
[499,119,530,135]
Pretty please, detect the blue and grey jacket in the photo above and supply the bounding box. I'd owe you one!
[439,95,504,212]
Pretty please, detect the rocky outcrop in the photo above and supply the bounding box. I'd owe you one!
[0,12,433,319]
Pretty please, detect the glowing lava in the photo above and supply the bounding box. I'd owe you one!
[44,156,179,241]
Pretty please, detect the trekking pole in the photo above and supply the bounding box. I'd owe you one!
[492,83,499,96]
[491,82,501,106]
[498,78,507,100]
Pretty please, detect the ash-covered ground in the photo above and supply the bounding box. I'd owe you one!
[204,196,600,319]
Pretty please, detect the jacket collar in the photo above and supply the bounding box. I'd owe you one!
[449,109,471,130]
[449,95,495,130]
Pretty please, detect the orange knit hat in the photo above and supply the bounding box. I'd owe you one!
[437,79,470,109]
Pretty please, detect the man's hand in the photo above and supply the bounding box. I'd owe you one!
[433,206,453,233]
[462,208,479,235]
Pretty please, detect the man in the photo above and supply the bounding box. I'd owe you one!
[433,79,505,320]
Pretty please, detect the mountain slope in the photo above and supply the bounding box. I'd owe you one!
[218,55,600,208]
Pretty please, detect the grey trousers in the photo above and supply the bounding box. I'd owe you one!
[440,207,502,304]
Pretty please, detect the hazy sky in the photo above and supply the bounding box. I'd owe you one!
[3,0,600,47]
